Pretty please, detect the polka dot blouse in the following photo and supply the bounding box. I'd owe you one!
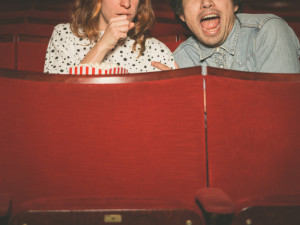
[44,23,175,74]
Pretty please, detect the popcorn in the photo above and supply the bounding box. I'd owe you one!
[69,63,128,75]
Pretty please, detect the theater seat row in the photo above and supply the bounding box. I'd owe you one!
[0,1,189,37]
[0,66,299,225]
[0,33,186,73]
[1,0,299,38]
[0,17,191,38]
[0,34,49,72]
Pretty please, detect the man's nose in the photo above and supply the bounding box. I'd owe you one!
[201,0,214,9]
[120,0,131,9]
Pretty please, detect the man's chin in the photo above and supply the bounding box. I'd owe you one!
[195,28,226,47]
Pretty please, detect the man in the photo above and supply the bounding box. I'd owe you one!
[152,0,300,73]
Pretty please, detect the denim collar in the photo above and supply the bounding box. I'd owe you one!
[196,18,240,61]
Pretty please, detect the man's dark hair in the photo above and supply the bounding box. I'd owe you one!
[168,0,244,16]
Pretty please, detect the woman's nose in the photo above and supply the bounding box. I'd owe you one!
[120,0,131,9]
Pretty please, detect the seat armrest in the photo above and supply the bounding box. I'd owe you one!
[196,188,235,214]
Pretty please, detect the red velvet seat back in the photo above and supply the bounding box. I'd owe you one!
[0,18,26,35]
[0,68,207,213]
[16,34,49,72]
[0,34,15,70]
[205,68,300,201]
[152,18,190,36]
[155,34,187,52]
[25,18,58,37]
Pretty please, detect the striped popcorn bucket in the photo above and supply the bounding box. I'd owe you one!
[69,66,129,75]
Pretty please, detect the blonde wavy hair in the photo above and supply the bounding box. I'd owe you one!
[71,0,155,56]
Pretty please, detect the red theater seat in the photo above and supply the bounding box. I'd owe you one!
[155,34,188,52]
[183,67,300,225]
[0,34,16,70]
[0,18,26,35]
[31,1,73,11]
[153,2,176,20]
[198,67,300,224]
[0,67,207,219]
[205,67,300,201]
[16,34,49,72]
[243,1,300,18]
[25,17,62,36]
[0,2,29,20]
[152,18,191,36]
[155,10,176,20]
[29,1,72,21]
[282,16,300,39]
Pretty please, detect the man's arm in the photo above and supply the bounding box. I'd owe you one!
[255,18,300,73]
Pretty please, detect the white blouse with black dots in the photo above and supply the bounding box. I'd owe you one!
[44,23,175,74]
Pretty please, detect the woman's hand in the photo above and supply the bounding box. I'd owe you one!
[100,15,135,51]
[80,15,134,65]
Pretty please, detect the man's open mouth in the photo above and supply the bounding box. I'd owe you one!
[200,14,220,31]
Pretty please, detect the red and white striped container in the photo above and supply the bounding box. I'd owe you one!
[69,64,128,75]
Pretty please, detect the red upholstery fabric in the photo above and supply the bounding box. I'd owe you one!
[152,22,190,36]
[0,69,206,214]
[205,72,300,201]
[155,34,187,52]
[29,1,72,21]
[286,21,300,38]
[244,0,300,18]
[25,18,57,36]
[16,35,49,72]
[0,18,26,35]
[155,11,176,20]
[0,34,15,70]
[163,40,183,52]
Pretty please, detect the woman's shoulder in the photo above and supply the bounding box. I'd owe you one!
[146,37,167,45]
[145,37,172,52]
[52,23,72,35]
[51,23,92,45]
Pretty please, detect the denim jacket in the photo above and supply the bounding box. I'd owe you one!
[173,13,300,73]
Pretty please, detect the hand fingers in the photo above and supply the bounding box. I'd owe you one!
[110,15,128,22]
[151,61,172,71]
[174,62,179,69]
[107,18,134,36]
[100,16,135,51]
[109,20,131,30]
[109,16,135,29]
[129,22,135,30]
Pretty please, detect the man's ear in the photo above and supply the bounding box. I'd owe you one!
[234,5,239,13]
[179,14,186,22]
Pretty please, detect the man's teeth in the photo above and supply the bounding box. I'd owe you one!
[202,14,219,20]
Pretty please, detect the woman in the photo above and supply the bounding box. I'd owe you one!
[44,0,175,74]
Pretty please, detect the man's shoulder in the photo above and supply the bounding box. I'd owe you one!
[236,13,286,29]
[174,36,199,54]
